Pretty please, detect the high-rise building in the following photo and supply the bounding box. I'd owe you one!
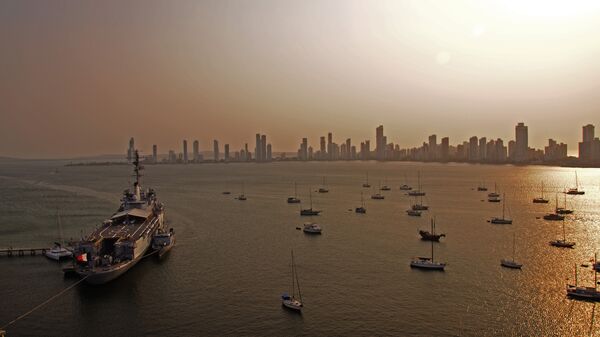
[496,139,507,162]
[127,137,135,162]
[193,140,199,162]
[478,137,487,161]
[213,140,219,162]
[583,124,595,143]
[376,125,385,160]
[327,132,333,160]
[345,138,351,160]
[183,140,188,164]
[469,136,479,161]
[244,143,249,161]
[299,138,308,160]
[255,134,262,162]
[224,144,230,161]
[579,124,596,161]
[440,137,449,161]
[545,139,567,161]
[266,144,272,161]
[261,135,267,162]
[428,135,437,160]
[320,136,326,159]
[515,122,528,162]
[168,150,176,163]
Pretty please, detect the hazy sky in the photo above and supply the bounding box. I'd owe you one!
[1,0,600,158]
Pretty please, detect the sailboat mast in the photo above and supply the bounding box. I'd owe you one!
[562,219,566,241]
[57,209,64,247]
[293,250,303,302]
[512,233,516,262]
[294,182,297,197]
[502,193,506,219]
[291,250,295,297]
[541,181,544,199]
[431,239,434,262]
[595,253,598,290]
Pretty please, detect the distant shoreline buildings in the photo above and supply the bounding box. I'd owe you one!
[134,122,600,167]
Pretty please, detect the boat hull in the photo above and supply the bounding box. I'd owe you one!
[410,261,445,270]
[501,260,522,269]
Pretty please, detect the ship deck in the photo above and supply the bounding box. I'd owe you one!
[87,207,156,242]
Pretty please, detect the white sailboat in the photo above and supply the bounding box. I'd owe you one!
[500,233,522,269]
[408,172,426,196]
[410,239,446,270]
[362,172,371,188]
[566,171,584,195]
[281,250,303,311]
[287,182,301,204]
[543,194,565,221]
[300,188,321,216]
[550,219,575,248]
[567,257,600,301]
[490,193,512,224]
[45,210,73,261]
[318,176,329,193]
[532,181,549,203]
[355,192,366,214]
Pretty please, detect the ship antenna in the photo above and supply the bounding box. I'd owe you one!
[133,150,144,186]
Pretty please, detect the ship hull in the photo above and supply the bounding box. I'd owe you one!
[79,245,149,285]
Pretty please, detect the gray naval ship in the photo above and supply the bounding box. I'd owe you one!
[73,150,165,284]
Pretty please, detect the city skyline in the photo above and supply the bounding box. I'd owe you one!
[3,1,600,158]
[134,122,599,166]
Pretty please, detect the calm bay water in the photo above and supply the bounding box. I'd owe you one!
[1,159,600,336]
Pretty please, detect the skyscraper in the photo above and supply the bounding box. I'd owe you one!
[152,144,157,163]
[345,138,351,160]
[261,135,267,162]
[213,140,219,162]
[478,137,487,161]
[183,140,188,164]
[127,137,135,162]
[255,134,262,162]
[266,144,272,161]
[193,140,199,162]
[579,124,595,160]
[300,138,308,160]
[583,124,595,143]
[428,134,437,160]
[440,137,449,161]
[320,136,326,159]
[469,136,479,161]
[327,132,333,160]
[224,144,230,161]
[515,122,528,162]
[376,125,385,160]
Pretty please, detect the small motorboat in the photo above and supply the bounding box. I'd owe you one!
[152,228,175,259]
[399,184,412,191]
[302,223,322,234]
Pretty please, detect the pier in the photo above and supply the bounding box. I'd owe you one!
[0,247,49,257]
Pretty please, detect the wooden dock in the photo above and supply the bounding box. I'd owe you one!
[0,247,50,257]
